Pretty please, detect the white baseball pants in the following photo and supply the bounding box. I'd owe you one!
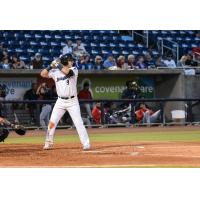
[46,97,90,148]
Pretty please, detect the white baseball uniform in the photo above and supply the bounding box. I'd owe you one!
[45,66,90,148]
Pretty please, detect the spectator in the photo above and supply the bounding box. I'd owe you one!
[50,85,58,100]
[155,55,166,68]
[127,54,137,69]
[78,82,93,120]
[1,58,11,69]
[36,83,52,131]
[0,44,4,61]
[30,53,43,69]
[144,53,155,68]
[196,31,200,38]
[76,54,87,70]
[103,54,116,69]
[94,55,104,70]
[84,55,94,70]
[92,102,101,124]
[23,83,38,124]
[76,54,94,70]
[136,56,147,69]
[2,50,10,61]
[162,55,176,68]
[135,103,161,125]
[11,55,26,69]
[185,54,198,67]
[62,40,73,55]
[116,55,128,70]
[73,40,87,57]
[178,55,187,67]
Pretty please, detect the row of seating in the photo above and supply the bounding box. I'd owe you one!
[148,30,197,36]
[1,30,199,67]
[148,30,200,56]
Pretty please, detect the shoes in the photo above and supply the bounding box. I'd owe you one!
[43,140,53,150]
[83,144,90,151]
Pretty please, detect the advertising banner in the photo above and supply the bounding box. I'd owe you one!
[0,78,37,100]
[77,75,154,99]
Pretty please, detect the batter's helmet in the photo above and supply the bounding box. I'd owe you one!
[60,54,74,65]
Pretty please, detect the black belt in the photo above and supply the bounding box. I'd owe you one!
[58,96,75,100]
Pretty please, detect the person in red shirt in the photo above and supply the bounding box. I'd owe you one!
[92,103,101,124]
[135,103,160,124]
[78,82,93,119]
[78,82,92,99]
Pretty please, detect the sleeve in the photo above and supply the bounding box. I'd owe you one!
[48,70,55,79]
[70,67,78,77]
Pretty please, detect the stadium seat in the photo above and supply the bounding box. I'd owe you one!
[24,33,33,39]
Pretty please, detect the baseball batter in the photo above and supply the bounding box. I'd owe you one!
[40,54,90,150]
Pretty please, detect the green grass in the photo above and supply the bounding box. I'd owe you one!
[5,130,200,144]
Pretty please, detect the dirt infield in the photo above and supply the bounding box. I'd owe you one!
[1,126,200,167]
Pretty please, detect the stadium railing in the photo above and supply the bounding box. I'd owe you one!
[1,98,200,129]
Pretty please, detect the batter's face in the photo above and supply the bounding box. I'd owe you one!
[68,60,74,67]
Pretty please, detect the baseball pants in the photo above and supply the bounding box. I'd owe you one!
[46,97,90,147]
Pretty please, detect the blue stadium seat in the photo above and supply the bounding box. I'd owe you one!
[24,33,34,39]
[90,42,98,47]
[14,48,24,53]
[112,50,121,55]
[132,50,139,55]
[109,43,116,48]
[118,43,126,48]
[190,43,198,48]
[101,49,110,55]
[40,41,49,47]
[128,43,135,48]
[64,35,73,40]
[122,50,129,55]
[74,35,82,40]
[7,40,19,48]
[99,42,107,47]
[14,32,25,40]
[27,48,37,54]
[19,55,29,62]
[50,41,60,47]
[29,41,40,48]
[102,36,113,42]
[54,34,63,40]
[151,50,159,56]
[3,32,14,39]
[91,49,100,55]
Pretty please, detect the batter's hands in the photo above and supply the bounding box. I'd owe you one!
[50,60,58,68]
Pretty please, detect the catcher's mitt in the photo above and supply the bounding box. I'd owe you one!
[0,127,9,142]
[12,124,26,136]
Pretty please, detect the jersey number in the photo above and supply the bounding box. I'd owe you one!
[66,79,69,85]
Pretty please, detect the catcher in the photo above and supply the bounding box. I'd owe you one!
[0,116,26,142]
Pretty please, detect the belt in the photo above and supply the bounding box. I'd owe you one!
[58,95,75,100]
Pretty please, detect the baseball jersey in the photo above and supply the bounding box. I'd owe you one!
[48,67,78,98]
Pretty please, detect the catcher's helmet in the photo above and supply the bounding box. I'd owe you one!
[60,54,74,65]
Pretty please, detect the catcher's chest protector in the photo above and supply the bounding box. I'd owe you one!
[0,126,9,142]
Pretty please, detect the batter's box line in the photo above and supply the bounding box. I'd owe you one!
[144,153,200,158]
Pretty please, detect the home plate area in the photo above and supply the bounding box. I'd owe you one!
[1,142,200,167]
